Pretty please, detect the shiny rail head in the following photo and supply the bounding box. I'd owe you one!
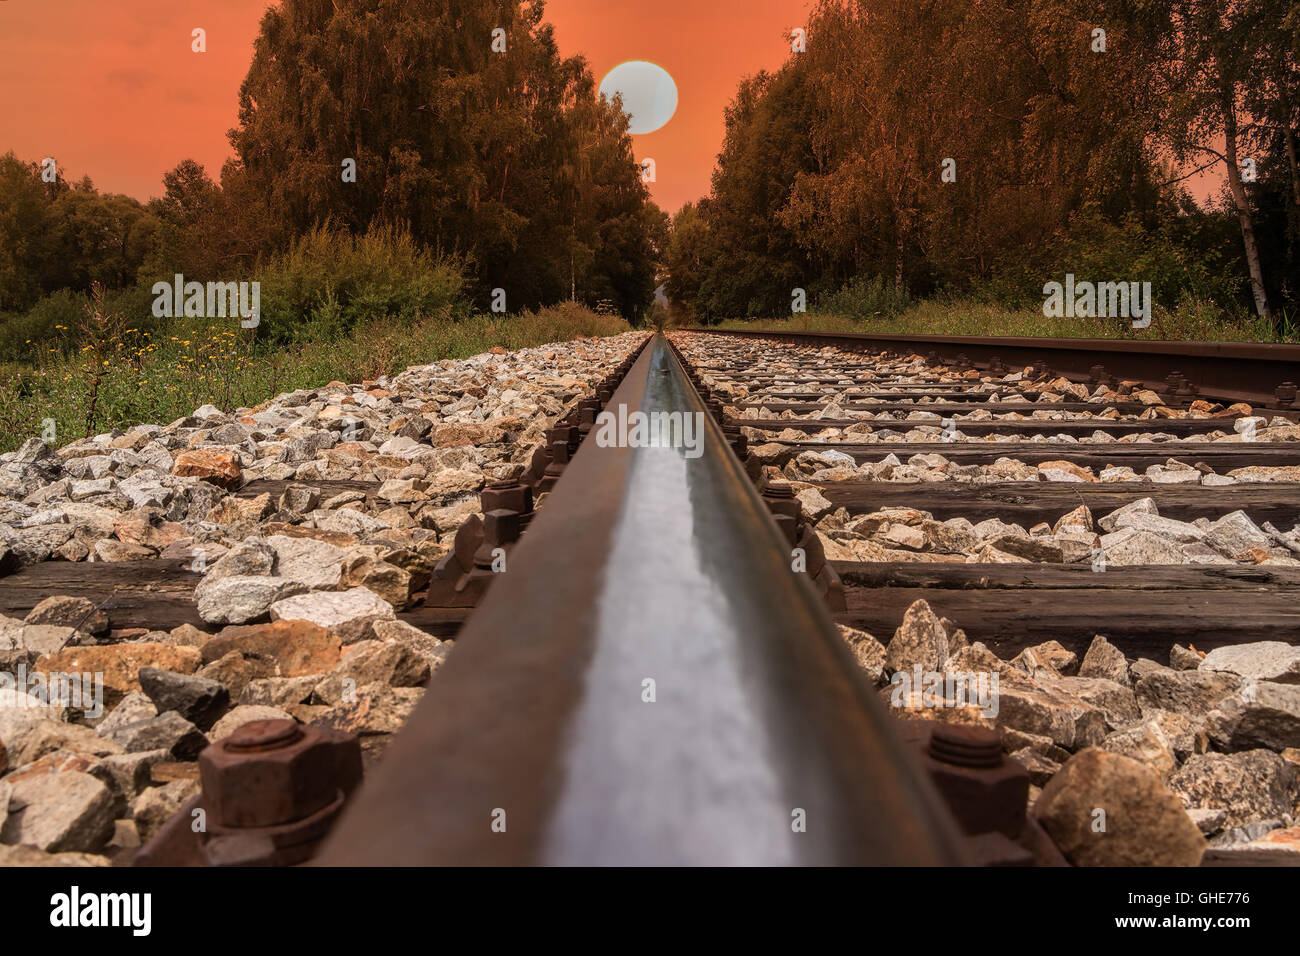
[317,334,970,867]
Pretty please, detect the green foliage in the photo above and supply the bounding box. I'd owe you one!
[254,226,466,344]
[1,3,662,342]
[231,0,657,316]
[691,68,818,321]
[815,275,911,320]
[1,303,630,452]
[0,152,160,313]
[0,152,49,311]
[719,297,1295,343]
[1,278,238,364]
[975,211,1248,313]
[0,290,83,360]
[664,0,1300,333]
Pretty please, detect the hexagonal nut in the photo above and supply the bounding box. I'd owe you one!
[923,726,1029,840]
[927,758,1029,835]
[481,481,531,515]
[199,719,362,829]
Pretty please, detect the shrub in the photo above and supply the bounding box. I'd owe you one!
[981,213,1248,316]
[815,274,912,319]
[0,289,82,361]
[255,225,467,343]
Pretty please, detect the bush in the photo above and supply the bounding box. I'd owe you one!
[0,290,82,361]
[980,213,1248,316]
[815,274,912,319]
[0,301,632,452]
[255,225,467,344]
[0,282,191,364]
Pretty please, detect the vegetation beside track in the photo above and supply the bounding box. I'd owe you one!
[1,300,629,453]
[705,298,1298,344]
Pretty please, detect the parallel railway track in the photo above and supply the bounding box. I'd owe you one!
[671,331,1300,664]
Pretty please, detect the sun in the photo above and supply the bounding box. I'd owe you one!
[598,61,678,135]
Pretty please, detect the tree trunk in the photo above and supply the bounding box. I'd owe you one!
[893,213,905,293]
[1286,126,1300,206]
[1221,86,1272,326]
[1280,90,1300,207]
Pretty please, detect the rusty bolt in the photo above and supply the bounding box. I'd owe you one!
[761,481,803,523]
[923,723,1028,839]
[726,428,748,459]
[547,424,579,455]
[1276,382,1297,407]
[539,440,570,493]
[546,440,570,472]
[795,522,826,577]
[482,479,533,515]
[199,719,362,830]
[473,509,522,569]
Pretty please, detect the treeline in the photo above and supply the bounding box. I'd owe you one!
[1,0,663,362]
[666,0,1299,330]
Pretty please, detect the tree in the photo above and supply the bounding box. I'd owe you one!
[665,202,712,321]
[665,0,1286,322]
[229,0,657,313]
[0,153,156,311]
[1149,0,1292,324]
[0,152,52,311]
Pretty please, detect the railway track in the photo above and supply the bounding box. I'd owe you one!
[318,329,1300,866]
[4,328,1299,867]
[675,330,1300,661]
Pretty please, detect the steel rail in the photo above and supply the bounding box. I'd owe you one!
[689,328,1300,410]
[317,333,969,865]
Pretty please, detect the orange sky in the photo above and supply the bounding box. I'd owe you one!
[0,0,812,212]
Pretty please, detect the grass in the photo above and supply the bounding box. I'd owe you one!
[705,297,1298,343]
[0,300,631,453]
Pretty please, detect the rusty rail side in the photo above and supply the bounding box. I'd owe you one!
[688,328,1300,411]
[316,333,969,865]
